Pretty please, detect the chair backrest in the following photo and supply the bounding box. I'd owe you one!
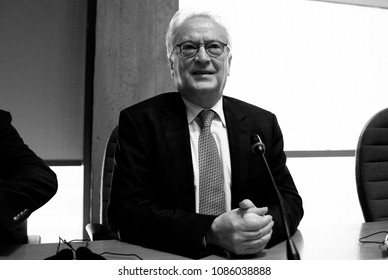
[356,108,388,222]
[100,125,118,226]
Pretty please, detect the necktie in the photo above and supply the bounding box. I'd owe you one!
[196,110,225,215]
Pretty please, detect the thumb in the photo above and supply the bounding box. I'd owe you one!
[246,206,268,216]
[239,199,268,216]
[238,199,255,210]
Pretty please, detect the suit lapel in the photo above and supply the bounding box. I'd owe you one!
[223,97,251,208]
[161,94,195,210]
[159,94,254,210]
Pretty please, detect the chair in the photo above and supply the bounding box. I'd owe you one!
[356,108,388,222]
[86,125,118,240]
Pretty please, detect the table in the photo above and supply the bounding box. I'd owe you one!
[1,221,388,260]
[0,239,190,260]
[245,220,388,260]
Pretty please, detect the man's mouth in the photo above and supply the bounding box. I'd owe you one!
[191,70,214,75]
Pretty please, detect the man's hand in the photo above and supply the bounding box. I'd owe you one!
[206,199,274,255]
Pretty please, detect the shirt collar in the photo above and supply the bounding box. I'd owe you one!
[181,96,226,127]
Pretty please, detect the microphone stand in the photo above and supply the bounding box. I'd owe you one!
[250,134,300,260]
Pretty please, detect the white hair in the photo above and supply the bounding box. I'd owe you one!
[165,9,232,59]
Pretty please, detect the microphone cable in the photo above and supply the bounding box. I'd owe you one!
[359,230,388,251]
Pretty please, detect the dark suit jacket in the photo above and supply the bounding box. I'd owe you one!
[108,92,303,258]
[0,110,58,244]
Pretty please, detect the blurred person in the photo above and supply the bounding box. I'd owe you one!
[0,109,57,244]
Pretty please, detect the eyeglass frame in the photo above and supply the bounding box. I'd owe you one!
[170,40,229,59]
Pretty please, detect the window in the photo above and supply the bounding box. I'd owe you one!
[180,0,388,228]
[27,166,84,242]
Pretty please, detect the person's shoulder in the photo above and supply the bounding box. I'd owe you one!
[223,96,275,117]
[121,92,181,114]
[0,110,12,130]
[0,109,11,120]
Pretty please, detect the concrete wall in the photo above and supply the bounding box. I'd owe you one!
[91,0,178,223]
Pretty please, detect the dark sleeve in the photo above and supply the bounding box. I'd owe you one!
[107,109,215,258]
[0,110,58,237]
[263,114,303,247]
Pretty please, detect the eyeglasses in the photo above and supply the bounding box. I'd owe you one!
[171,40,228,58]
[45,237,143,260]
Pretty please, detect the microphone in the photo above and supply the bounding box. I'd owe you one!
[250,134,300,260]
[45,248,73,260]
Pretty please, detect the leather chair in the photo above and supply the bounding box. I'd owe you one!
[86,126,118,240]
[356,108,388,222]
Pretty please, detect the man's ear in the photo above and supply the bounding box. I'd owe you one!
[169,58,174,77]
[227,54,232,76]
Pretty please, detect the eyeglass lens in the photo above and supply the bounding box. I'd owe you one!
[179,41,226,58]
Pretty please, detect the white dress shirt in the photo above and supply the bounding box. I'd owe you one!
[182,97,232,213]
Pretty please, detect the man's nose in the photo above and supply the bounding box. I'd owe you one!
[195,46,211,62]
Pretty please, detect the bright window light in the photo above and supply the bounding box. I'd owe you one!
[287,157,363,229]
[27,166,84,243]
[180,0,388,151]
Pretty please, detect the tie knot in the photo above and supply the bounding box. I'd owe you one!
[196,110,215,129]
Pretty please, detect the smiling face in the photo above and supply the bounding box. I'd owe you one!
[169,16,232,108]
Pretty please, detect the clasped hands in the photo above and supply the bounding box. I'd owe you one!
[206,199,274,255]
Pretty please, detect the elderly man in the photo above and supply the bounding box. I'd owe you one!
[108,10,303,258]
